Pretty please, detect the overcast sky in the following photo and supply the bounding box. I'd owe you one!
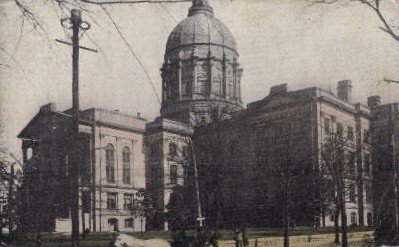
[1,0,399,158]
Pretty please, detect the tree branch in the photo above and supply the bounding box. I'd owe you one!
[80,0,190,5]
[384,78,399,84]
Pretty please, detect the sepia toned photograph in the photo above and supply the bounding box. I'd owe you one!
[1,0,399,246]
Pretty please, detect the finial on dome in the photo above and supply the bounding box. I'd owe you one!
[189,0,213,16]
[192,0,208,6]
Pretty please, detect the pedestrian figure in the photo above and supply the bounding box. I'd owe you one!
[241,228,249,247]
[234,229,244,247]
[82,228,90,239]
[35,233,42,247]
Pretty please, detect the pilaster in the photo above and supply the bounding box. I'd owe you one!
[222,53,227,97]
[178,61,182,101]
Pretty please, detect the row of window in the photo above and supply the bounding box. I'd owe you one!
[348,184,372,203]
[106,192,135,210]
[148,142,189,158]
[329,212,373,226]
[324,118,370,143]
[105,144,132,184]
[108,217,135,229]
[324,151,371,175]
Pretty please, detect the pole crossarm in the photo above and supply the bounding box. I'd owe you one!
[55,39,98,53]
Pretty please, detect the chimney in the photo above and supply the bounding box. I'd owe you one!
[337,80,352,102]
[270,84,288,95]
[40,102,57,113]
[367,95,381,111]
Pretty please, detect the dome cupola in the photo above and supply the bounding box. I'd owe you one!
[161,0,243,125]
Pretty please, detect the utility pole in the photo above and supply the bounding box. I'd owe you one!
[390,105,398,229]
[7,162,15,240]
[58,9,96,247]
[189,139,205,229]
[71,10,81,247]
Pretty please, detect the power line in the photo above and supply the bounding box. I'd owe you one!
[158,2,177,23]
[100,5,162,104]
[81,0,191,5]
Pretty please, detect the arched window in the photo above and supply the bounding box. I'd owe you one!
[367,212,373,226]
[122,147,131,184]
[350,212,357,226]
[106,144,115,183]
[108,218,119,231]
[125,218,134,228]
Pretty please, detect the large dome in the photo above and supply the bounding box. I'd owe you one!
[166,7,237,54]
[160,0,243,126]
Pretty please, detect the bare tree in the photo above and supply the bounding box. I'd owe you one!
[266,120,317,247]
[321,130,357,247]
[310,0,399,83]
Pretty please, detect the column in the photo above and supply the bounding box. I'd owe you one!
[193,59,198,95]
[22,142,28,164]
[208,59,214,98]
[222,55,227,97]
[178,61,182,101]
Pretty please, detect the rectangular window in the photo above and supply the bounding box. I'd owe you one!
[123,193,133,210]
[82,190,91,213]
[347,126,354,141]
[182,80,190,95]
[348,152,356,173]
[107,192,118,210]
[170,165,178,184]
[364,154,371,175]
[106,146,115,183]
[123,165,131,184]
[122,147,132,184]
[364,129,370,143]
[213,79,222,95]
[336,123,343,137]
[227,84,233,97]
[324,118,331,134]
[365,185,372,203]
[349,184,356,203]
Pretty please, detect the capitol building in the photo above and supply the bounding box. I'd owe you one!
[17,0,397,233]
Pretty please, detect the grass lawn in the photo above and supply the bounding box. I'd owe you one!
[8,227,374,246]
[9,232,115,247]
[130,226,373,241]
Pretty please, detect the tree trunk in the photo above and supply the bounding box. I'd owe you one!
[334,204,340,245]
[283,186,290,247]
[338,184,348,247]
[8,163,14,240]
[340,203,348,247]
[0,217,3,241]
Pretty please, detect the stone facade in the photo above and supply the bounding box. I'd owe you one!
[193,82,373,228]
[368,97,399,234]
[144,117,192,230]
[18,104,147,233]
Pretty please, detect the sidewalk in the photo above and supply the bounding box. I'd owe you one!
[219,231,373,247]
